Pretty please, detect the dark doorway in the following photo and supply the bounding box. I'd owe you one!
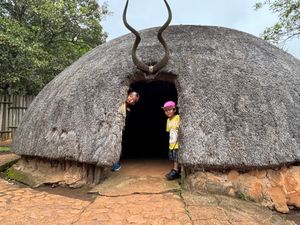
[122,80,178,159]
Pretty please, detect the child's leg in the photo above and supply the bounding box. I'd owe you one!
[174,161,179,171]
[166,154,181,180]
[173,149,180,171]
[166,150,176,177]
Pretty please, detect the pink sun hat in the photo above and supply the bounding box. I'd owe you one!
[162,101,176,109]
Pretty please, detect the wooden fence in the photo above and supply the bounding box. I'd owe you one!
[0,95,35,141]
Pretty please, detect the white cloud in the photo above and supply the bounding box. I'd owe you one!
[101,0,299,59]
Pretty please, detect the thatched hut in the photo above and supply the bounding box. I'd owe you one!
[12,25,300,184]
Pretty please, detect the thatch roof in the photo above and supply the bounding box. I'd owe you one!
[13,25,300,170]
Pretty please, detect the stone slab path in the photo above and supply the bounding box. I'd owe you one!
[0,157,297,225]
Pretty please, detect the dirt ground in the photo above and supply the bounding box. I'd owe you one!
[0,139,12,146]
[0,157,299,225]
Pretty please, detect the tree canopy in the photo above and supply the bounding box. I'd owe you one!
[0,0,108,95]
[255,0,300,45]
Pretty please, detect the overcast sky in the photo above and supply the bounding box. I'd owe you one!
[100,0,300,59]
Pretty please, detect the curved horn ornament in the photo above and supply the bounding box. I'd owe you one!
[123,0,172,74]
[152,0,172,73]
[123,0,149,73]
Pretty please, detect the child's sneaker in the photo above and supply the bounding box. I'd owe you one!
[111,162,121,172]
[165,169,173,177]
[165,168,181,177]
[166,169,181,180]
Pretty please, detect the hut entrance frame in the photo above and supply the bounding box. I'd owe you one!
[121,75,178,159]
[121,0,176,160]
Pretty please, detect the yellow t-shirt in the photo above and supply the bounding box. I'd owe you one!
[166,114,180,150]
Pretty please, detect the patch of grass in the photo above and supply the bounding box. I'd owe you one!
[174,188,182,196]
[238,192,250,201]
[6,167,39,187]
[7,167,25,181]
[0,146,11,152]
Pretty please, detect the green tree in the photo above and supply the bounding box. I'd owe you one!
[0,0,108,95]
[255,0,300,44]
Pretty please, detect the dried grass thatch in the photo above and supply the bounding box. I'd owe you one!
[13,25,300,170]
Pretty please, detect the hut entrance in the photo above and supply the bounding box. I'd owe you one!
[122,80,178,159]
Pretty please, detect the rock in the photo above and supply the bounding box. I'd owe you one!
[268,186,289,213]
[6,166,42,187]
[90,175,180,196]
[185,166,300,213]
[248,170,267,179]
[7,156,109,187]
[248,181,264,202]
[182,192,295,225]
[228,170,239,181]
[287,192,300,208]
[0,153,20,172]
[267,169,285,187]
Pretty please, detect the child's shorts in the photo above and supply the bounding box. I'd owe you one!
[169,149,179,162]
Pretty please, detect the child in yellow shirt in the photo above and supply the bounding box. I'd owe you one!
[162,101,181,180]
